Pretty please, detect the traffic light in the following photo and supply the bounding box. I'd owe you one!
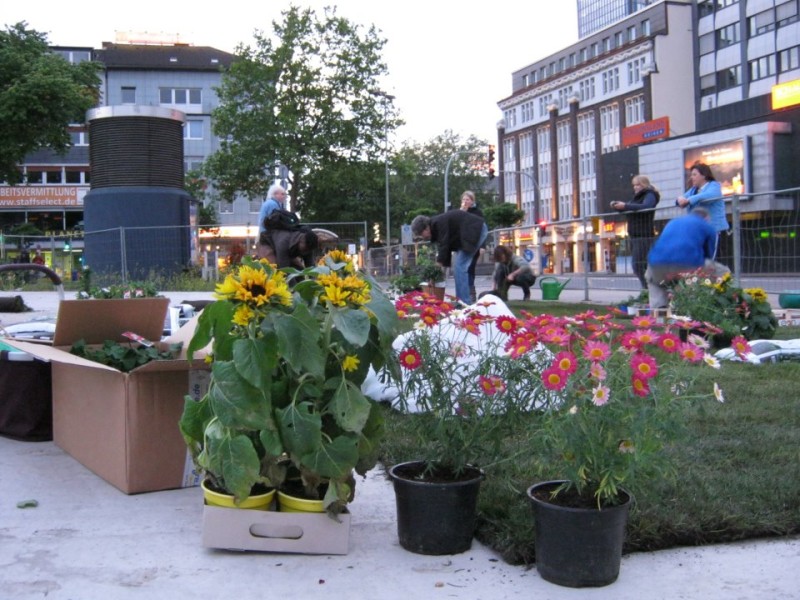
[538,220,547,235]
[64,240,71,251]
[487,144,496,180]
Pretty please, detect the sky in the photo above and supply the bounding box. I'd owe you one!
[5,1,578,146]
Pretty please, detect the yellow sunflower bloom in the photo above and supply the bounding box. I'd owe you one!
[233,304,255,326]
[323,284,350,307]
[342,355,360,372]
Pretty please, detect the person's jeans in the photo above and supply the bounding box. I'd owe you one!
[454,224,488,304]
[630,237,651,289]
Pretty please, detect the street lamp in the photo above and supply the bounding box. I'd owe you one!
[369,90,394,245]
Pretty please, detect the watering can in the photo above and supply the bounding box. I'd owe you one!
[539,276,571,301]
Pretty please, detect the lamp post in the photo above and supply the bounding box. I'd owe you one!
[370,90,394,245]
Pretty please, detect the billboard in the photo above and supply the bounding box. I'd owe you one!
[622,116,670,147]
[682,138,747,196]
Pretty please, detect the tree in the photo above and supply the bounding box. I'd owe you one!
[482,202,525,230]
[0,23,102,184]
[389,130,491,221]
[204,6,398,210]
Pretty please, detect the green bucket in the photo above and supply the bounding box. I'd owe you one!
[539,277,570,301]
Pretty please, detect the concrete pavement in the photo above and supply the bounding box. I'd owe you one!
[0,288,798,599]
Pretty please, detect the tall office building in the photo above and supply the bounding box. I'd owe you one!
[577,0,658,38]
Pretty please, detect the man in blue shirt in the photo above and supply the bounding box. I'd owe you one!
[645,208,722,308]
[257,184,288,235]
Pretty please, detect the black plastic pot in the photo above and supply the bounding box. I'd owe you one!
[527,480,631,588]
[388,461,484,555]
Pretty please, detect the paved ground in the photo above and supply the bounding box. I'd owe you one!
[1,286,798,599]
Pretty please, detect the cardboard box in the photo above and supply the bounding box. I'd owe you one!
[202,505,351,554]
[5,298,208,494]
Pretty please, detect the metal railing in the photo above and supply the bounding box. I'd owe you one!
[363,187,800,299]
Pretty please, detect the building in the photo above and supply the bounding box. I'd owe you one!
[496,0,800,275]
[0,40,242,272]
[578,0,660,38]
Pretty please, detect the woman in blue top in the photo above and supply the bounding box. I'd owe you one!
[676,162,728,258]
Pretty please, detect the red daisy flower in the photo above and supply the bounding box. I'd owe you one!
[399,348,422,370]
[542,366,568,391]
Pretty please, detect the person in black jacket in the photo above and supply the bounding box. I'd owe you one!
[411,210,488,305]
[460,190,484,303]
[611,175,660,289]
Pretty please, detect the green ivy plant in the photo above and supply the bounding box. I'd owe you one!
[70,339,182,373]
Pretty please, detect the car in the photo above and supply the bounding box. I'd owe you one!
[714,339,800,364]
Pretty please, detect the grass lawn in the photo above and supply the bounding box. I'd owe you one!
[379,301,800,565]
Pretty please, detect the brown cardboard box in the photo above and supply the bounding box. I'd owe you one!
[5,298,208,494]
[202,505,351,554]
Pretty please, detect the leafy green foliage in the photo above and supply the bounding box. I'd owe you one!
[179,253,401,511]
[0,23,102,184]
[204,6,395,206]
[70,339,182,373]
[482,202,525,230]
[670,270,778,339]
[382,303,800,564]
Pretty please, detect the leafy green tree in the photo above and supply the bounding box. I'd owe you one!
[482,202,525,230]
[0,23,102,184]
[390,130,492,223]
[205,6,398,210]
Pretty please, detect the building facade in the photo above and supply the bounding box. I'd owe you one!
[497,0,800,275]
[0,42,247,271]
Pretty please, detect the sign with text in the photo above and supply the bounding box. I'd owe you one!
[683,138,747,196]
[0,186,87,208]
[621,116,670,147]
[772,79,800,110]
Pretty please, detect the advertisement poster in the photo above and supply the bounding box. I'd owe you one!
[683,138,747,196]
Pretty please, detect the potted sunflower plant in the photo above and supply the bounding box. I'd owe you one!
[179,251,400,520]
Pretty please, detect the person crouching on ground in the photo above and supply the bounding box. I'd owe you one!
[410,211,488,305]
[645,207,728,309]
[487,245,536,301]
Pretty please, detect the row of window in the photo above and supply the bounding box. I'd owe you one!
[512,56,647,127]
[120,86,203,106]
[20,167,90,185]
[519,19,651,88]
[700,44,799,95]
[699,1,799,55]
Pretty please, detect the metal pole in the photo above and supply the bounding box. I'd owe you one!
[384,105,391,247]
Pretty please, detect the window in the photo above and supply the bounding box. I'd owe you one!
[615,32,624,47]
[46,170,62,184]
[602,37,611,52]
[69,129,89,146]
[779,46,800,72]
[53,49,91,64]
[749,55,776,80]
[698,0,715,18]
[627,25,637,42]
[718,0,739,7]
[699,32,715,55]
[717,65,742,91]
[641,19,651,36]
[602,68,620,94]
[579,77,596,102]
[160,87,202,105]
[700,73,717,96]
[777,1,799,26]
[184,120,203,139]
[748,10,776,36]
[121,86,136,104]
[184,158,204,173]
[521,74,529,87]
[599,104,620,154]
[625,95,645,126]
[628,58,646,85]
[717,24,740,48]
[25,169,44,184]
[65,168,89,184]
